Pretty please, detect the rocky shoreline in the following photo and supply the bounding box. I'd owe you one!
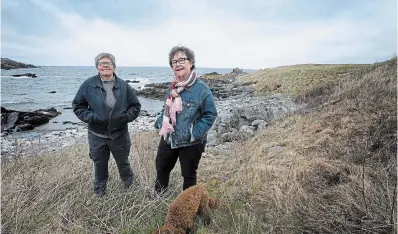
[0,68,303,159]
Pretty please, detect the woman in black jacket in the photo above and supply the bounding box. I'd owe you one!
[72,52,141,196]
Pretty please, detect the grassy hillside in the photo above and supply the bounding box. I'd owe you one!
[237,63,371,96]
[2,58,396,233]
[204,58,397,233]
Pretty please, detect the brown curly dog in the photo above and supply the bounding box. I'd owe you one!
[153,184,220,234]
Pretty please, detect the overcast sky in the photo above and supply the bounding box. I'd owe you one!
[1,0,397,69]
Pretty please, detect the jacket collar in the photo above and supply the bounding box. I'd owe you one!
[90,73,120,88]
[182,79,198,93]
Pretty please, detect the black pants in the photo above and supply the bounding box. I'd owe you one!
[88,131,134,195]
[155,138,206,192]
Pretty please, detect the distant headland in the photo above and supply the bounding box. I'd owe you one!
[1,58,37,70]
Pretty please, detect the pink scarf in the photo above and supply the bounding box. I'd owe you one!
[159,71,198,140]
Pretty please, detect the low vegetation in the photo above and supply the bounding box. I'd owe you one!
[2,58,396,233]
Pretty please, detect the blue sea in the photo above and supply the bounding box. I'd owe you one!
[1,66,241,134]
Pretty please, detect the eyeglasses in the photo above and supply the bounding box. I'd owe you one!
[98,62,113,67]
[171,57,189,66]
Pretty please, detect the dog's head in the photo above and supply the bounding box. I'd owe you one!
[153,224,185,234]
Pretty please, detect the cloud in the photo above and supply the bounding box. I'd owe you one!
[1,0,396,69]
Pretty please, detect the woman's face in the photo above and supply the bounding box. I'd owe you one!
[171,51,192,80]
[97,57,115,77]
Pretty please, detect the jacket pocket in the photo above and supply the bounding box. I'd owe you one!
[110,114,128,130]
[182,101,197,121]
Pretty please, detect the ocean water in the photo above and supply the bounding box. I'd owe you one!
[1,66,239,133]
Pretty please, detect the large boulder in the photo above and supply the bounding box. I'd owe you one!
[1,107,61,133]
[215,109,240,135]
[209,94,301,144]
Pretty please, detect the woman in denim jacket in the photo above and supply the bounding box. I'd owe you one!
[154,46,218,193]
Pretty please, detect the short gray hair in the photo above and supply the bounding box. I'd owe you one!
[95,52,116,68]
[168,46,195,70]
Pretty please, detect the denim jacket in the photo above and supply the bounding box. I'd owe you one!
[155,79,218,149]
[72,74,141,139]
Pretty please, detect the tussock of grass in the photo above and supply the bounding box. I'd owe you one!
[2,58,396,233]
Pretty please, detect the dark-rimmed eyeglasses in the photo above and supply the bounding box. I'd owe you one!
[98,62,113,67]
[171,57,189,66]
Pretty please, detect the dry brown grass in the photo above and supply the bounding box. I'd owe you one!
[197,58,397,233]
[1,132,190,233]
[1,58,396,233]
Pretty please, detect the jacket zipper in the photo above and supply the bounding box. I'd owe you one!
[99,84,114,139]
[108,86,116,140]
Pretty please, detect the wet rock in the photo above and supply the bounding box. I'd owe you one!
[139,110,150,116]
[62,121,79,125]
[137,82,169,100]
[11,73,37,78]
[1,107,61,133]
[126,80,140,83]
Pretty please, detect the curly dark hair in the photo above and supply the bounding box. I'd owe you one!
[168,46,195,70]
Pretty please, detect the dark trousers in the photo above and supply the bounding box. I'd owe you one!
[155,138,206,192]
[88,131,134,195]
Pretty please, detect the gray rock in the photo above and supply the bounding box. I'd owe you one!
[237,104,274,123]
[240,125,255,136]
[208,94,302,145]
[206,132,217,147]
[251,120,267,131]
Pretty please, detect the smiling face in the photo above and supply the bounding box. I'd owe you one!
[97,57,115,78]
[171,51,192,81]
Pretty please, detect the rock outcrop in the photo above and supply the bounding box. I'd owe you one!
[206,94,301,147]
[1,107,61,134]
[1,58,37,70]
[137,83,169,100]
